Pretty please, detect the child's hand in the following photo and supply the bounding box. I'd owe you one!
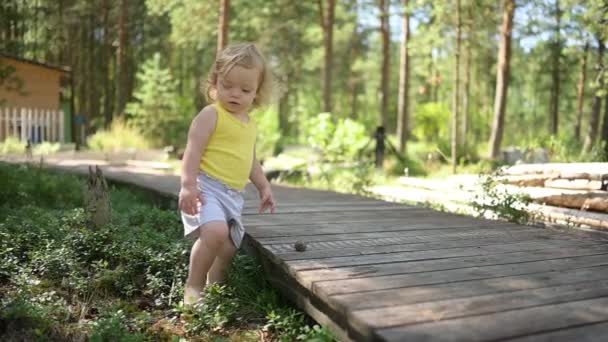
[258,186,276,214]
[179,186,204,215]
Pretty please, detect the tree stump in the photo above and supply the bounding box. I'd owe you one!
[84,165,111,228]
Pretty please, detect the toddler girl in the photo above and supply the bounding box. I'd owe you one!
[179,43,276,305]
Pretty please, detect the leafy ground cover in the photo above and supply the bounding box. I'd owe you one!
[0,163,334,341]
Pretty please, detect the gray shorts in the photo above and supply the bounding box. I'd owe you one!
[181,173,246,248]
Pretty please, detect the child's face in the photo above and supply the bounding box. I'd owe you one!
[216,65,260,114]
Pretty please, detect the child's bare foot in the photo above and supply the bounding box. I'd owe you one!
[183,286,203,306]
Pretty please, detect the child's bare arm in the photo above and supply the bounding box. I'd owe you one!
[179,106,217,214]
[250,158,276,213]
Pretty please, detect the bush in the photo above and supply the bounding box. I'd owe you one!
[125,53,194,148]
[470,171,531,224]
[255,108,281,160]
[0,136,25,155]
[0,163,83,212]
[301,113,369,161]
[88,120,150,151]
[33,142,61,155]
[412,102,450,146]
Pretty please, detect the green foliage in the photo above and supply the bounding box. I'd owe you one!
[1,164,335,341]
[32,142,61,155]
[301,113,369,161]
[412,102,451,147]
[0,136,25,155]
[185,254,335,341]
[255,108,282,160]
[0,163,83,213]
[87,120,150,151]
[470,171,532,224]
[89,310,147,342]
[386,155,428,177]
[126,53,193,148]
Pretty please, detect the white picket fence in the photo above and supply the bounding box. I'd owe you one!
[0,107,65,143]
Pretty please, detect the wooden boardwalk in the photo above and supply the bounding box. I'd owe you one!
[242,186,608,342]
[7,157,608,342]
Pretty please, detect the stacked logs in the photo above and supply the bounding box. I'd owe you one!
[499,163,608,230]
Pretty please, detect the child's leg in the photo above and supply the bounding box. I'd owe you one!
[184,221,230,304]
[207,239,237,284]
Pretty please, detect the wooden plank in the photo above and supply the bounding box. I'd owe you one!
[376,296,608,342]
[313,253,608,297]
[273,232,573,261]
[242,203,414,215]
[296,244,608,288]
[11,108,18,137]
[285,240,605,272]
[329,264,608,313]
[247,221,517,238]
[263,226,543,253]
[351,279,608,338]
[45,110,51,142]
[243,200,400,210]
[244,207,439,226]
[59,109,64,142]
[256,224,537,245]
[20,108,26,141]
[35,109,42,142]
[2,108,7,139]
[245,214,515,233]
[506,321,608,342]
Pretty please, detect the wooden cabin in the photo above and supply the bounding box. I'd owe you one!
[0,54,72,143]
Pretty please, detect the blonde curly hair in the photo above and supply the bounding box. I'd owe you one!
[204,43,273,109]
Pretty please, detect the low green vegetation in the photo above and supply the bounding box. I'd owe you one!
[0,163,335,341]
[87,120,150,152]
[0,137,61,156]
[469,172,533,225]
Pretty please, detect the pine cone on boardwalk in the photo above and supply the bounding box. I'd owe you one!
[294,240,307,252]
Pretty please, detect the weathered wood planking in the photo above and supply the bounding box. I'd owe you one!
[350,279,608,334]
[242,185,608,342]
[506,321,608,342]
[328,265,608,312]
[376,296,608,342]
[295,244,608,288]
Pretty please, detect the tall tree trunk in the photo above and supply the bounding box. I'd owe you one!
[103,0,112,128]
[549,0,562,135]
[462,5,472,150]
[217,0,230,55]
[350,81,359,119]
[488,0,516,159]
[582,37,605,154]
[379,0,390,127]
[452,0,462,173]
[397,0,411,153]
[318,0,336,113]
[575,41,589,141]
[426,5,435,102]
[278,75,290,135]
[116,0,129,117]
[603,94,608,155]
[87,13,100,132]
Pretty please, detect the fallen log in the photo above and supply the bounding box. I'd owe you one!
[529,203,608,231]
[533,193,608,213]
[499,174,548,187]
[544,179,603,191]
[501,162,608,179]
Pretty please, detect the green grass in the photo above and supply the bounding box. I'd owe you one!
[0,163,335,341]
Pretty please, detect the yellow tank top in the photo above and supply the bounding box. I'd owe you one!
[200,103,257,190]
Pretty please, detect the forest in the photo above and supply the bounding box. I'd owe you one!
[1,0,608,172]
[2,1,608,340]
